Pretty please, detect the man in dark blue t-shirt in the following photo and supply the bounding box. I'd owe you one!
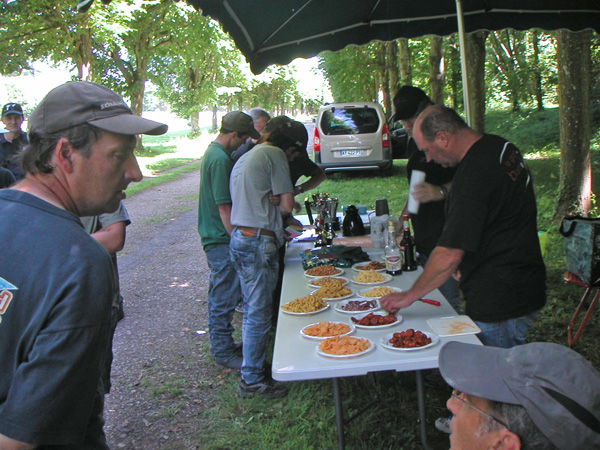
[0,82,167,449]
[381,105,546,348]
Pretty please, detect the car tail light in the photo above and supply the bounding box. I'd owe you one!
[314,127,321,153]
[382,123,389,148]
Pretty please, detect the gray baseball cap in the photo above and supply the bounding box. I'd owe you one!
[28,81,168,136]
[439,341,600,449]
[221,111,260,139]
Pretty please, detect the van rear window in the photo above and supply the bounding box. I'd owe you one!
[320,107,380,135]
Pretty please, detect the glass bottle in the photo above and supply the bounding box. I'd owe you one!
[384,219,402,276]
[400,214,417,271]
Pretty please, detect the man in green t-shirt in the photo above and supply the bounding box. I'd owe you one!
[198,111,259,370]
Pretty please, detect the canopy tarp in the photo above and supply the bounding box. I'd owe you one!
[189,0,600,75]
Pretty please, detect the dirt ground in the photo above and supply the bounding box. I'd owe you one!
[104,168,221,449]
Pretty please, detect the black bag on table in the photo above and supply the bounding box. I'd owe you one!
[559,215,600,286]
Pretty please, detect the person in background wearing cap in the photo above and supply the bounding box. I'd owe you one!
[0,102,28,181]
[197,110,258,371]
[231,107,272,162]
[229,116,307,399]
[81,201,131,395]
[0,81,167,449]
[438,341,600,449]
[381,105,545,348]
[393,86,460,312]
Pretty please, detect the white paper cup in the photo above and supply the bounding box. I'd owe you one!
[407,170,426,214]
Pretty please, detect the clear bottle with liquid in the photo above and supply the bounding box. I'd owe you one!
[384,219,402,276]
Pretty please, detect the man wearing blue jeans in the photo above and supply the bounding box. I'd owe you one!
[229,117,306,398]
[380,106,546,348]
[198,111,259,370]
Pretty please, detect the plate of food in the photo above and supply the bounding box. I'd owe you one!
[352,261,386,272]
[351,270,392,286]
[380,329,440,351]
[357,286,402,299]
[300,321,355,340]
[304,265,345,278]
[310,285,354,302]
[281,295,329,316]
[334,299,380,314]
[350,312,402,329]
[307,276,349,289]
[316,335,374,358]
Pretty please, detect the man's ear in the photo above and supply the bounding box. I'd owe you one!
[435,131,450,149]
[54,138,76,173]
[491,429,521,450]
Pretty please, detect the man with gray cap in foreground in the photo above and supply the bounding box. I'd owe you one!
[0,81,167,449]
[438,341,600,449]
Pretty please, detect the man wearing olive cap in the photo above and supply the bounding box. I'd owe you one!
[0,81,167,449]
[198,110,259,371]
[438,341,600,450]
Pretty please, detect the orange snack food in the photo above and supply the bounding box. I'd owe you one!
[306,265,342,276]
[319,335,370,355]
[303,322,351,338]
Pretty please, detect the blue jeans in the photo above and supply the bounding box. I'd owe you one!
[230,229,279,384]
[205,243,242,362]
[475,310,539,348]
[418,253,461,312]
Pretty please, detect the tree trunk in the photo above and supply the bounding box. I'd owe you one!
[212,105,218,132]
[554,29,592,221]
[429,35,444,105]
[387,41,399,98]
[447,41,461,109]
[531,30,544,111]
[378,43,392,116]
[465,31,488,134]
[190,110,200,136]
[397,38,412,86]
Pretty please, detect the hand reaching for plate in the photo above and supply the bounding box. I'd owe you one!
[379,291,418,314]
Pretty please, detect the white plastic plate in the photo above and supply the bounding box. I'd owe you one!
[380,331,440,351]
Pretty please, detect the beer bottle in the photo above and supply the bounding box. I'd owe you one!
[400,214,417,271]
[384,219,402,276]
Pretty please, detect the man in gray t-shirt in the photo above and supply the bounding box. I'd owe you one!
[229,117,306,399]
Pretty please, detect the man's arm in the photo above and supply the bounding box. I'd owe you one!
[218,203,233,235]
[0,434,35,450]
[278,192,295,215]
[410,181,452,203]
[380,246,464,313]
[90,221,127,255]
[294,167,327,196]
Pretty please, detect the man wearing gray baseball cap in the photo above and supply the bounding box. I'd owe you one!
[0,81,167,449]
[438,341,600,450]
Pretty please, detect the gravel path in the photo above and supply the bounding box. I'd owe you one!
[104,168,220,449]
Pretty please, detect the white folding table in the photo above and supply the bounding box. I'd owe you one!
[272,241,481,450]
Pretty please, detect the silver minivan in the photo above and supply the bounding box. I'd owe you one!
[313,101,392,173]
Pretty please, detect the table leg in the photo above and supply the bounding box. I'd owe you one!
[332,378,345,450]
[415,370,433,450]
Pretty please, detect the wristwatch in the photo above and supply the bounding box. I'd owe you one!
[439,185,448,198]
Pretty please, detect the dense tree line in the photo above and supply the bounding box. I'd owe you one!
[0,0,319,135]
[319,31,599,219]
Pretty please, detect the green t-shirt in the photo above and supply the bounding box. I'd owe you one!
[198,141,233,250]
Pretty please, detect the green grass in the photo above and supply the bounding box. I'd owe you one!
[125,161,202,197]
[146,158,196,173]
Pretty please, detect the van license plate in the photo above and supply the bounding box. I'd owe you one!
[339,150,365,157]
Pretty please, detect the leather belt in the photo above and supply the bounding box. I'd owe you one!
[235,226,276,238]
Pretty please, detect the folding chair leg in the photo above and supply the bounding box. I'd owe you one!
[568,288,600,347]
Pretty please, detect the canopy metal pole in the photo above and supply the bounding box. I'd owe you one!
[455,0,472,126]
